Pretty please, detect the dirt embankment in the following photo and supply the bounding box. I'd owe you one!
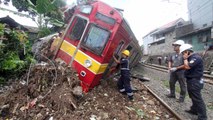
[0,62,178,120]
[0,62,81,119]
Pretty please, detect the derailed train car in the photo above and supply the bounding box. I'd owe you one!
[54,0,142,92]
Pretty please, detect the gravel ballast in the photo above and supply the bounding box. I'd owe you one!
[132,63,213,120]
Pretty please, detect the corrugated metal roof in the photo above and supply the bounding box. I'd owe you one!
[0,16,38,33]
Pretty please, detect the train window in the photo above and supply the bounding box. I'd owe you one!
[114,41,124,59]
[126,45,133,51]
[82,24,110,55]
[69,16,87,40]
[96,12,115,25]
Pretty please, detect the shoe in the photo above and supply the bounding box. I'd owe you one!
[185,110,198,115]
[176,98,184,103]
[120,91,127,95]
[166,94,176,98]
[128,95,134,101]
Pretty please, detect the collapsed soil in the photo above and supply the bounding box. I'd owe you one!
[0,62,177,120]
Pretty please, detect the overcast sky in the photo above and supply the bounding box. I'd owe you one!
[0,0,188,45]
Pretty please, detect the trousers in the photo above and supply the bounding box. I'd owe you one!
[169,70,186,99]
[187,79,207,120]
[117,72,133,97]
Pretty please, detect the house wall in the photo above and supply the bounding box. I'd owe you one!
[181,30,213,51]
[149,31,176,56]
[143,35,154,55]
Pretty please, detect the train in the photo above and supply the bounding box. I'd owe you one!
[53,0,142,92]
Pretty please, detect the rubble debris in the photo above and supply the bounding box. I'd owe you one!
[0,61,178,119]
[0,61,82,119]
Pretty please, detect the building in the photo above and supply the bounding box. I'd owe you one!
[142,29,158,55]
[175,0,213,73]
[143,18,185,56]
[142,0,213,72]
[188,0,213,29]
[177,0,213,52]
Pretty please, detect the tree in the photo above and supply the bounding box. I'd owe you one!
[1,0,66,37]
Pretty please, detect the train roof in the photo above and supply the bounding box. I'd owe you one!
[90,0,139,44]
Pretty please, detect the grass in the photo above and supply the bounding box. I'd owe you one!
[162,79,181,93]
[162,79,190,99]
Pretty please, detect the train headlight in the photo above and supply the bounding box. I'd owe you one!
[84,59,92,68]
[79,5,92,14]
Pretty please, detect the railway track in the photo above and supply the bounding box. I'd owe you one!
[142,63,213,84]
[143,84,183,120]
[129,71,183,119]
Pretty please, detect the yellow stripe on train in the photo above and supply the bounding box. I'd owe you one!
[60,41,108,74]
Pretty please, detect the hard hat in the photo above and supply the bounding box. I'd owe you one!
[180,44,193,53]
[172,40,185,46]
[122,50,130,57]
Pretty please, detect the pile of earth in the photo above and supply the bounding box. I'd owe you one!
[0,61,177,120]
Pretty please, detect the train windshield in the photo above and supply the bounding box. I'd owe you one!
[69,16,87,40]
[82,25,110,55]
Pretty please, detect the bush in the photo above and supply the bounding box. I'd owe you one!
[0,23,35,82]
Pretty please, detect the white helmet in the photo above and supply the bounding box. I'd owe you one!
[172,40,185,46]
[180,44,193,53]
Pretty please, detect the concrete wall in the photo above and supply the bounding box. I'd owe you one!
[148,31,176,56]
[143,34,154,55]
[176,23,193,38]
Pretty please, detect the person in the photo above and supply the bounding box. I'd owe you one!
[50,31,63,53]
[164,56,168,64]
[113,50,133,101]
[149,57,153,64]
[202,44,213,58]
[167,40,186,103]
[157,56,162,65]
[50,31,63,59]
[180,44,207,120]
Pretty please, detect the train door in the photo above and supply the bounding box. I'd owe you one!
[126,45,135,68]
[102,40,125,78]
[129,51,138,68]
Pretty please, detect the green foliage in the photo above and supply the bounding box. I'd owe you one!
[0,23,35,82]
[1,0,65,37]
[17,0,65,26]
[1,52,24,71]
[0,76,5,84]
[38,27,51,38]
[0,24,5,36]
[12,0,29,12]
[36,0,56,14]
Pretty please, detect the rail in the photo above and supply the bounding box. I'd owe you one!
[142,63,213,84]
[144,85,183,120]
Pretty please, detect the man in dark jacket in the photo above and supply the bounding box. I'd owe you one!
[180,44,207,120]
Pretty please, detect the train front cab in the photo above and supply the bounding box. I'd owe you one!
[55,1,123,92]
